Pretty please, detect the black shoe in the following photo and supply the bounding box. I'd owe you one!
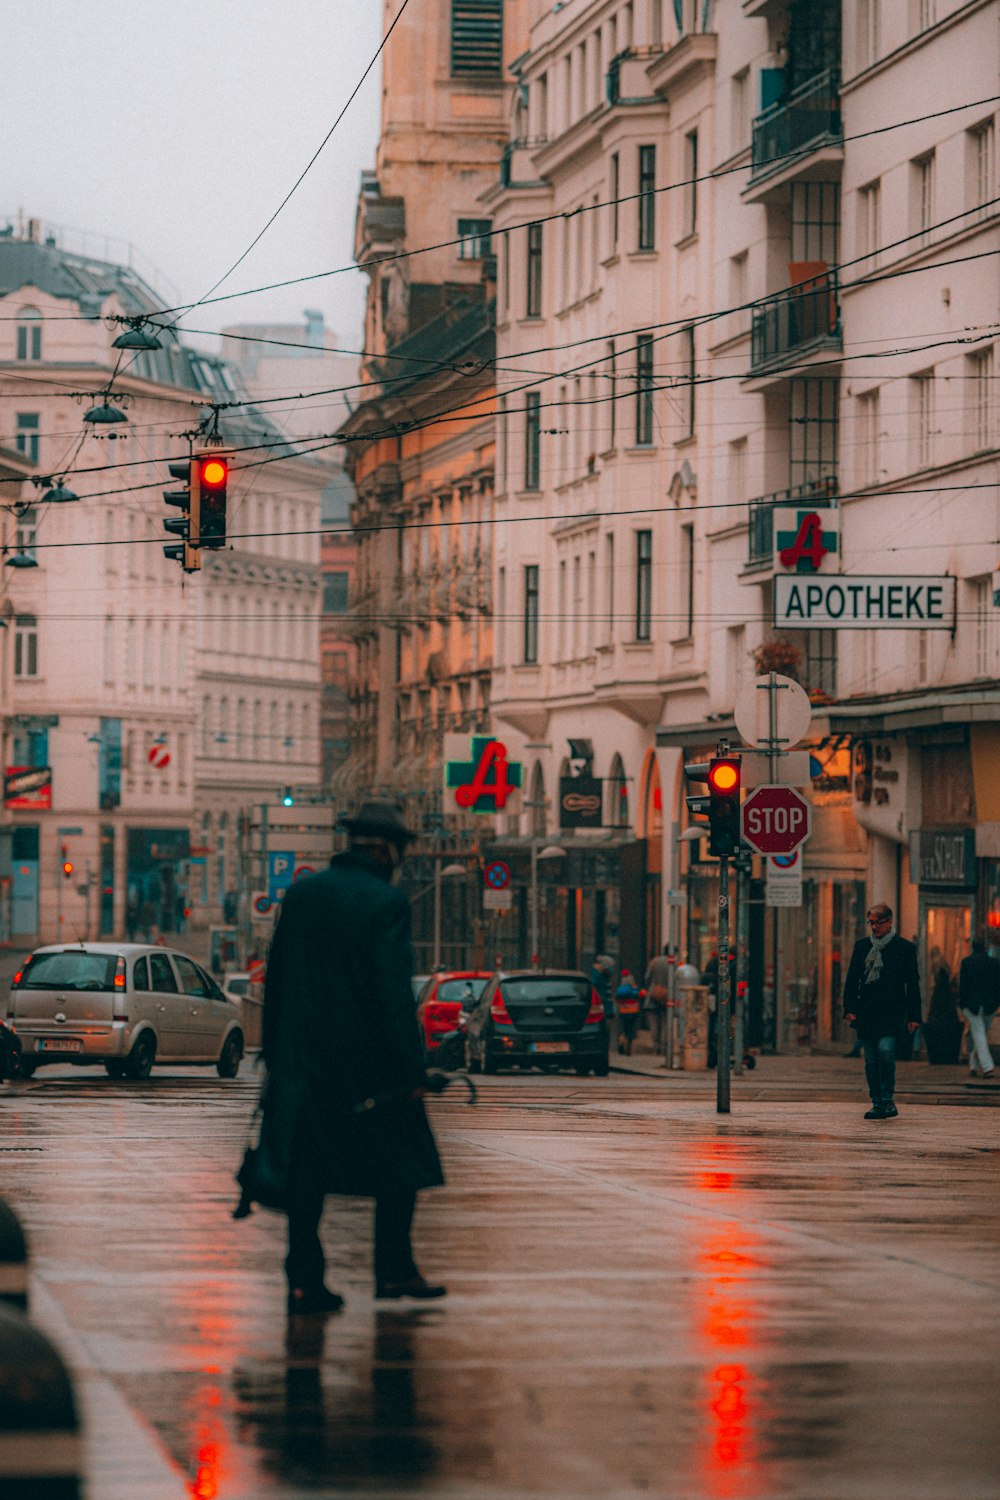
[882,1102,898,1118]
[863,1106,886,1120]
[375,1276,447,1300]
[287,1285,345,1315]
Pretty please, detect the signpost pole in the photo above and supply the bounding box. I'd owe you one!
[717,851,732,1114]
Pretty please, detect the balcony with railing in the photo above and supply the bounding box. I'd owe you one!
[747,68,842,195]
[750,267,841,374]
[746,475,838,568]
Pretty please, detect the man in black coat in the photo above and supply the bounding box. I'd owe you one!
[843,902,922,1120]
[959,939,999,1079]
[263,800,446,1315]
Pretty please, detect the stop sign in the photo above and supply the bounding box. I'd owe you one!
[741,784,811,855]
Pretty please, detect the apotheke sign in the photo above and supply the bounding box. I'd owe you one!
[774,574,955,629]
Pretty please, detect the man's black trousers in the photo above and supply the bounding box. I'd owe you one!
[285,1149,419,1293]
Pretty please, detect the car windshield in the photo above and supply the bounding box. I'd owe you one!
[436,978,489,1003]
[225,977,250,996]
[502,978,589,1004]
[17,951,117,992]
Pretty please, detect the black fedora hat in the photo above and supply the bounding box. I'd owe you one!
[340,799,417,845]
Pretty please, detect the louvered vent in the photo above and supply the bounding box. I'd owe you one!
[451,0,503,77]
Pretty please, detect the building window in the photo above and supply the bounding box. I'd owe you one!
[911,371,934,469]
[913,151,935,246]
[729,436,748,500]
[16,307,42,362]
[604,531,615,642]
[635,530,652,641]
[496,566,506,666]
[857,0,880,70]
[322,571,349,613]
[609,152,620,254]
[606,339,617,449]
[457,217,492,259]
[683,131,698,236]
[857,179,881,267]
[14,614,38,678]
[731,69,750,155]
[680,522,694,638]
[637,145,656,250]
[967,119,996,219]
[15,414,39,464]
[526,222,543,316]
[682,325,696,437]
[635,334,654,446]
[523,564,539,663]
[525,392,541,489]
[15,506,37,560]
[805,629,837,697]
[858,389,881,486]
[450,0,503,77]
[968,346,994,452]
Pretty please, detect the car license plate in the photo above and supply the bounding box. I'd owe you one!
[39,1038,82,1053]
[530,1041,570,1053]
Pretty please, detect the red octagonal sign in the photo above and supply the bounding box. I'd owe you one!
[741,784,812,856]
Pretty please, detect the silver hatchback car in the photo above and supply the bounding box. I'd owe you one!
[6,943,245,1080]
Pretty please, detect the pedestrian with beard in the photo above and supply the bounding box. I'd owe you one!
[843,903,922,1120]
[262,799,446,1315]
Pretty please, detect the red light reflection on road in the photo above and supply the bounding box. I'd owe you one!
[186,1385,228,1500]
[690,1170,763,1499]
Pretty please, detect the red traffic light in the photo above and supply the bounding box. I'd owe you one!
[200,457,228,489]
[62,861,74,879]
[708,761,739,794]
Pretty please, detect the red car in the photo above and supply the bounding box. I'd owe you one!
[416,970,492,1057]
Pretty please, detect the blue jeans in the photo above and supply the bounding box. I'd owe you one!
[863,1035,896,1107]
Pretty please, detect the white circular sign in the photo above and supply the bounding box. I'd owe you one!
[733,673,812,752]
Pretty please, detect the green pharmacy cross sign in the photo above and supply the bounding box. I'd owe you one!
[445,736,523,814]
[776,509,839,573]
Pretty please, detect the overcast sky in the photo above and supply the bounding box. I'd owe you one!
[0,1,382,349]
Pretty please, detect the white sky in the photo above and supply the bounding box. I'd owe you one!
[0,1,382,349]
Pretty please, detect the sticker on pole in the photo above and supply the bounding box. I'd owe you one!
[741,784,811,856]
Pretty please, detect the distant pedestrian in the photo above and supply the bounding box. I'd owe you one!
[614,968,642,1056]
[261,799,446,1316]
[644,945,673,1051]
[843,903,922,1120]
[590,955,616,1053]
[958,939,999,1079]
[125,897,139,944]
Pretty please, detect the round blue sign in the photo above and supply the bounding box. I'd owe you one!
[484,860,511,890]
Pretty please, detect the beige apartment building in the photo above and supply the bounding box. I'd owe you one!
[0,221,324,950]
[485,0,1000,1044]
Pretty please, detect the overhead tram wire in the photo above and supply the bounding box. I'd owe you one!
[14,184,1000,444]
[139,89,1000,322]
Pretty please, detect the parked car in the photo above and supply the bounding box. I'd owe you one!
[462,969,609,1076]
[415,970,492,1057]
[221,970,251,1004]
[411,973,431,1005]
[6,943,245,1080]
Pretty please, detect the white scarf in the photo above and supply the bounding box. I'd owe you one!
[864,926,896,984]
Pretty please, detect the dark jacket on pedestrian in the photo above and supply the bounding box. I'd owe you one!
[958,947,1000,1015]
[843,933,922,1040]
[260,851,444,1202]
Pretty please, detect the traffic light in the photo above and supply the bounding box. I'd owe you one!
[162,458,200,572]
[281,786,294,807]
[61,845,74,881]
[195,452,229,550]
[707,757,742,857]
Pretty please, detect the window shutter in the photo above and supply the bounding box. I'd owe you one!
[451,0,503,77]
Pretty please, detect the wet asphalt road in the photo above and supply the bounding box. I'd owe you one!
[2,1063,999,1499]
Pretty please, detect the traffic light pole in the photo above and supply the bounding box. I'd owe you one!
[717,851,732,1114]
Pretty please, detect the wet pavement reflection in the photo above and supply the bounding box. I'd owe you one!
[2,1067,999,1497]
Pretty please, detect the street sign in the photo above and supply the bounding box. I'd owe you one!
[293,865,316,882]
[251,892,272,917]
[741,784,811,855]
[741,749,812,788]
[766,851,803,907]
[734,673,811,751]
[483,888,512,912]
[484,860,511,891]
[443,734,523,814]
[267,850,295,903]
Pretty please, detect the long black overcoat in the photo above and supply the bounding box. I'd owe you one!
[259,851,444,1199]
[843,934,923,1040]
